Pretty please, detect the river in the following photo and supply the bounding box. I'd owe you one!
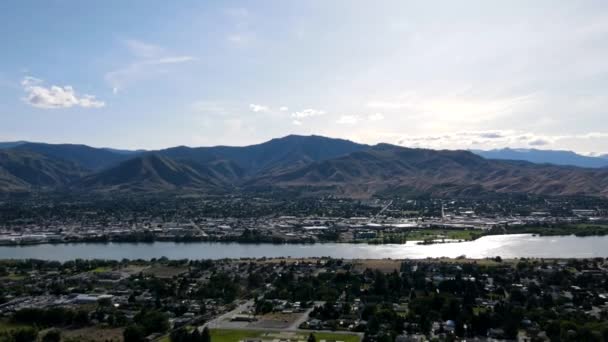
[0,234,607,261]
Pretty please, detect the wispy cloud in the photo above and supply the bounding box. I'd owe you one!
[105,39,196,93]
[290,108,326,125]
[291,109,325,119]
[21,76,104,109]
[395,130,608,151]
[336,115,360,125]
[367,113,384,121]
[224,7,256,46]
[249,104,269,112]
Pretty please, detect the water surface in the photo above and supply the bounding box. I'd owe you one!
[0,234,607,261]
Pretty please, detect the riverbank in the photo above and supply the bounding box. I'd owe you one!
[4,223,607,248]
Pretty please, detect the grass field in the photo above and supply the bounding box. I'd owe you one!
[405,229,484,241]
[91,266,112,273]
[2,273,27,281]
[210,329,360,342]
[0,320,30,333]
[366,229,484,244]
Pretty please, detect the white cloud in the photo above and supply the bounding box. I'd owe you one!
[336,115,360,125]
[105,39,196,93]
[292,119,302,126]
[291,109,326,119]
[21,77,105,109]
[249,104,269,112]
[153,56,196,64]
[393,130,608,151]
[279,106,289,111]
[367,113,384,121]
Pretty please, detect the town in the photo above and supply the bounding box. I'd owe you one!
[1,196,608,246]
[0,257,607,341]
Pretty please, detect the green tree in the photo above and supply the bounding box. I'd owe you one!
[41,329,61,342]
[202,327,211,342]
[12,327,38,342]
[123,324,146,342]
[134,310,169,335]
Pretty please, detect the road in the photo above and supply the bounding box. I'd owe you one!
[285,301,322,330]
[198,300,363,341]
[201,300,254,330]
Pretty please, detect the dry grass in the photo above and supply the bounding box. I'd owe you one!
[353,259,402,273]
[143,265,188,278]
[62,326,124,342]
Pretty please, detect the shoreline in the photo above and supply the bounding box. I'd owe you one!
[0,229,606,247]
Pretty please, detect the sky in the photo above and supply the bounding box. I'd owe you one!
[1,1,608,154]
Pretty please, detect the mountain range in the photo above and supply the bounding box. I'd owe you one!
[1,136,608,198]
[472,148,608,168]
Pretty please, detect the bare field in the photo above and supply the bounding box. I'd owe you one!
[143,265,189,278]
[61,326,124,342]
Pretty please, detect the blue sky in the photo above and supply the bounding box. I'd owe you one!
[1,1,608,153]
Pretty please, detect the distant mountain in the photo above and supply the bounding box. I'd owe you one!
[159,135,367,175]
[11,142,138,171]
[2,135,608,198]
[0,149,87,191]
[76,153,237,192]
[251,144,608,198]
[473,148,608,168]
[101,147,144,155]
[78,135,362,192]
[0,141,29,149]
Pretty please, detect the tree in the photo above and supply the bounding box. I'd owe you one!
[169,328,189,342]
[202,327,211,342]
[191,329,202,342]
[41,329,61,342]
[73,310,90,327]
[135,310,169,335]
[307,333,316,342]
[123,324,146,342]
[12,327,38,342]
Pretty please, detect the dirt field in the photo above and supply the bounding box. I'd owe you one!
[61,326,124,342]
[352,259,402,272]
[248,312,303,329]
[143,264,189,278]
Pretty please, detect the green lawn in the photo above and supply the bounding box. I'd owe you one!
[370,229,483,243]
[3,273,26,281]
[210,329,360,342]
[0,320,30,333]
[91,266,112,273]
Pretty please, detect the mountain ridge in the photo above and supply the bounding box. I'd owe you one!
[1,135,608,198]
[472,148,608,168]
